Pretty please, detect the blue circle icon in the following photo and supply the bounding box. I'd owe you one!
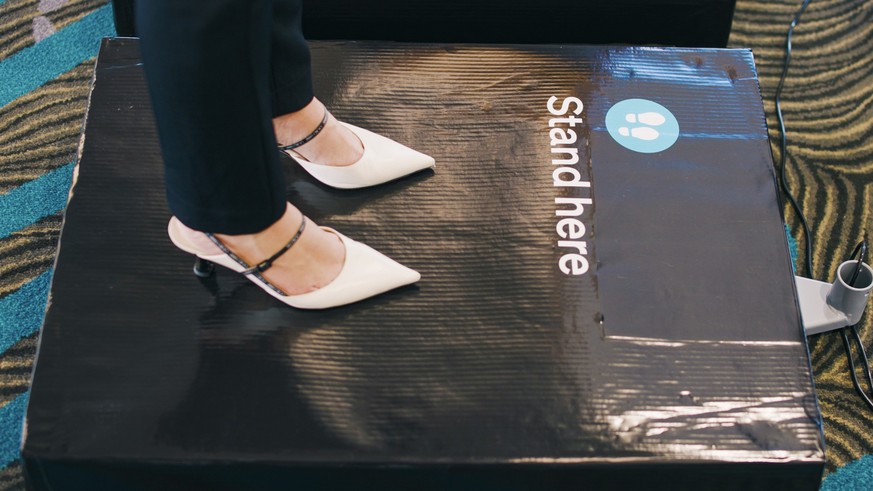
[605,99,679,153]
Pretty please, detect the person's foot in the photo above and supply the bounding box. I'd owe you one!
[273,98,363,167]
[174,203,345,295]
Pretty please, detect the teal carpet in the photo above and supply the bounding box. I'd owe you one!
[0,1,114,487]
[1,0,871,489]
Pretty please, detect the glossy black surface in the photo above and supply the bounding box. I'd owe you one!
[301,0,736,47]
[107,0,737,47]
[23,38,822,490]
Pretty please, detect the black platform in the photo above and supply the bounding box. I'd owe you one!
[23,38,823,490]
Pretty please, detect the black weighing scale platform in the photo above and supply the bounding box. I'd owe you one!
[22,38,823,490]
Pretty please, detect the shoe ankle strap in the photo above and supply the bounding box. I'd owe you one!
[278,110,329,151]
[206,217,307,276]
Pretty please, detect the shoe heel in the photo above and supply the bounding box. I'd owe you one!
[193,257,215,278]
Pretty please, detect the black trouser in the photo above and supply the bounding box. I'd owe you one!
[137,0,312,234]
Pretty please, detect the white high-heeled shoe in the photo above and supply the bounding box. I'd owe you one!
[167,216,420,309]
[279,111,435,189]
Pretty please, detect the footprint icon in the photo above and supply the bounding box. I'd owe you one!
[625,112,666,126]
[618,126,660,141]
[606,99,679,153]
[618,111,665,141]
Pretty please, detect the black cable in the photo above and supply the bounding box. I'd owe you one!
[778,0,873,415]
[848,240,867,287]
[842,327,873,412]
[775,0,814,277]
[851,326,873,395]
[841,239,873,411]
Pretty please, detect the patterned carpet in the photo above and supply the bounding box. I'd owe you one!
[0,0,871,489]
[727,1,873,488]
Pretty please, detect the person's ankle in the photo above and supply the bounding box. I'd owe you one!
[273,98,364,167]
[273,98,325,147]
[214,204,302,261]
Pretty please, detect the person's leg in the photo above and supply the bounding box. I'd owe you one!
[137,0,345,295]
[267,0,312,118]
[266,0,363,167]
[137,0,285,234]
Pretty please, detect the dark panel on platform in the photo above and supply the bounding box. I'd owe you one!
[24,460,822,491]
[107,0,737,47]
[23,38,822,490]
[302,0,737,47]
